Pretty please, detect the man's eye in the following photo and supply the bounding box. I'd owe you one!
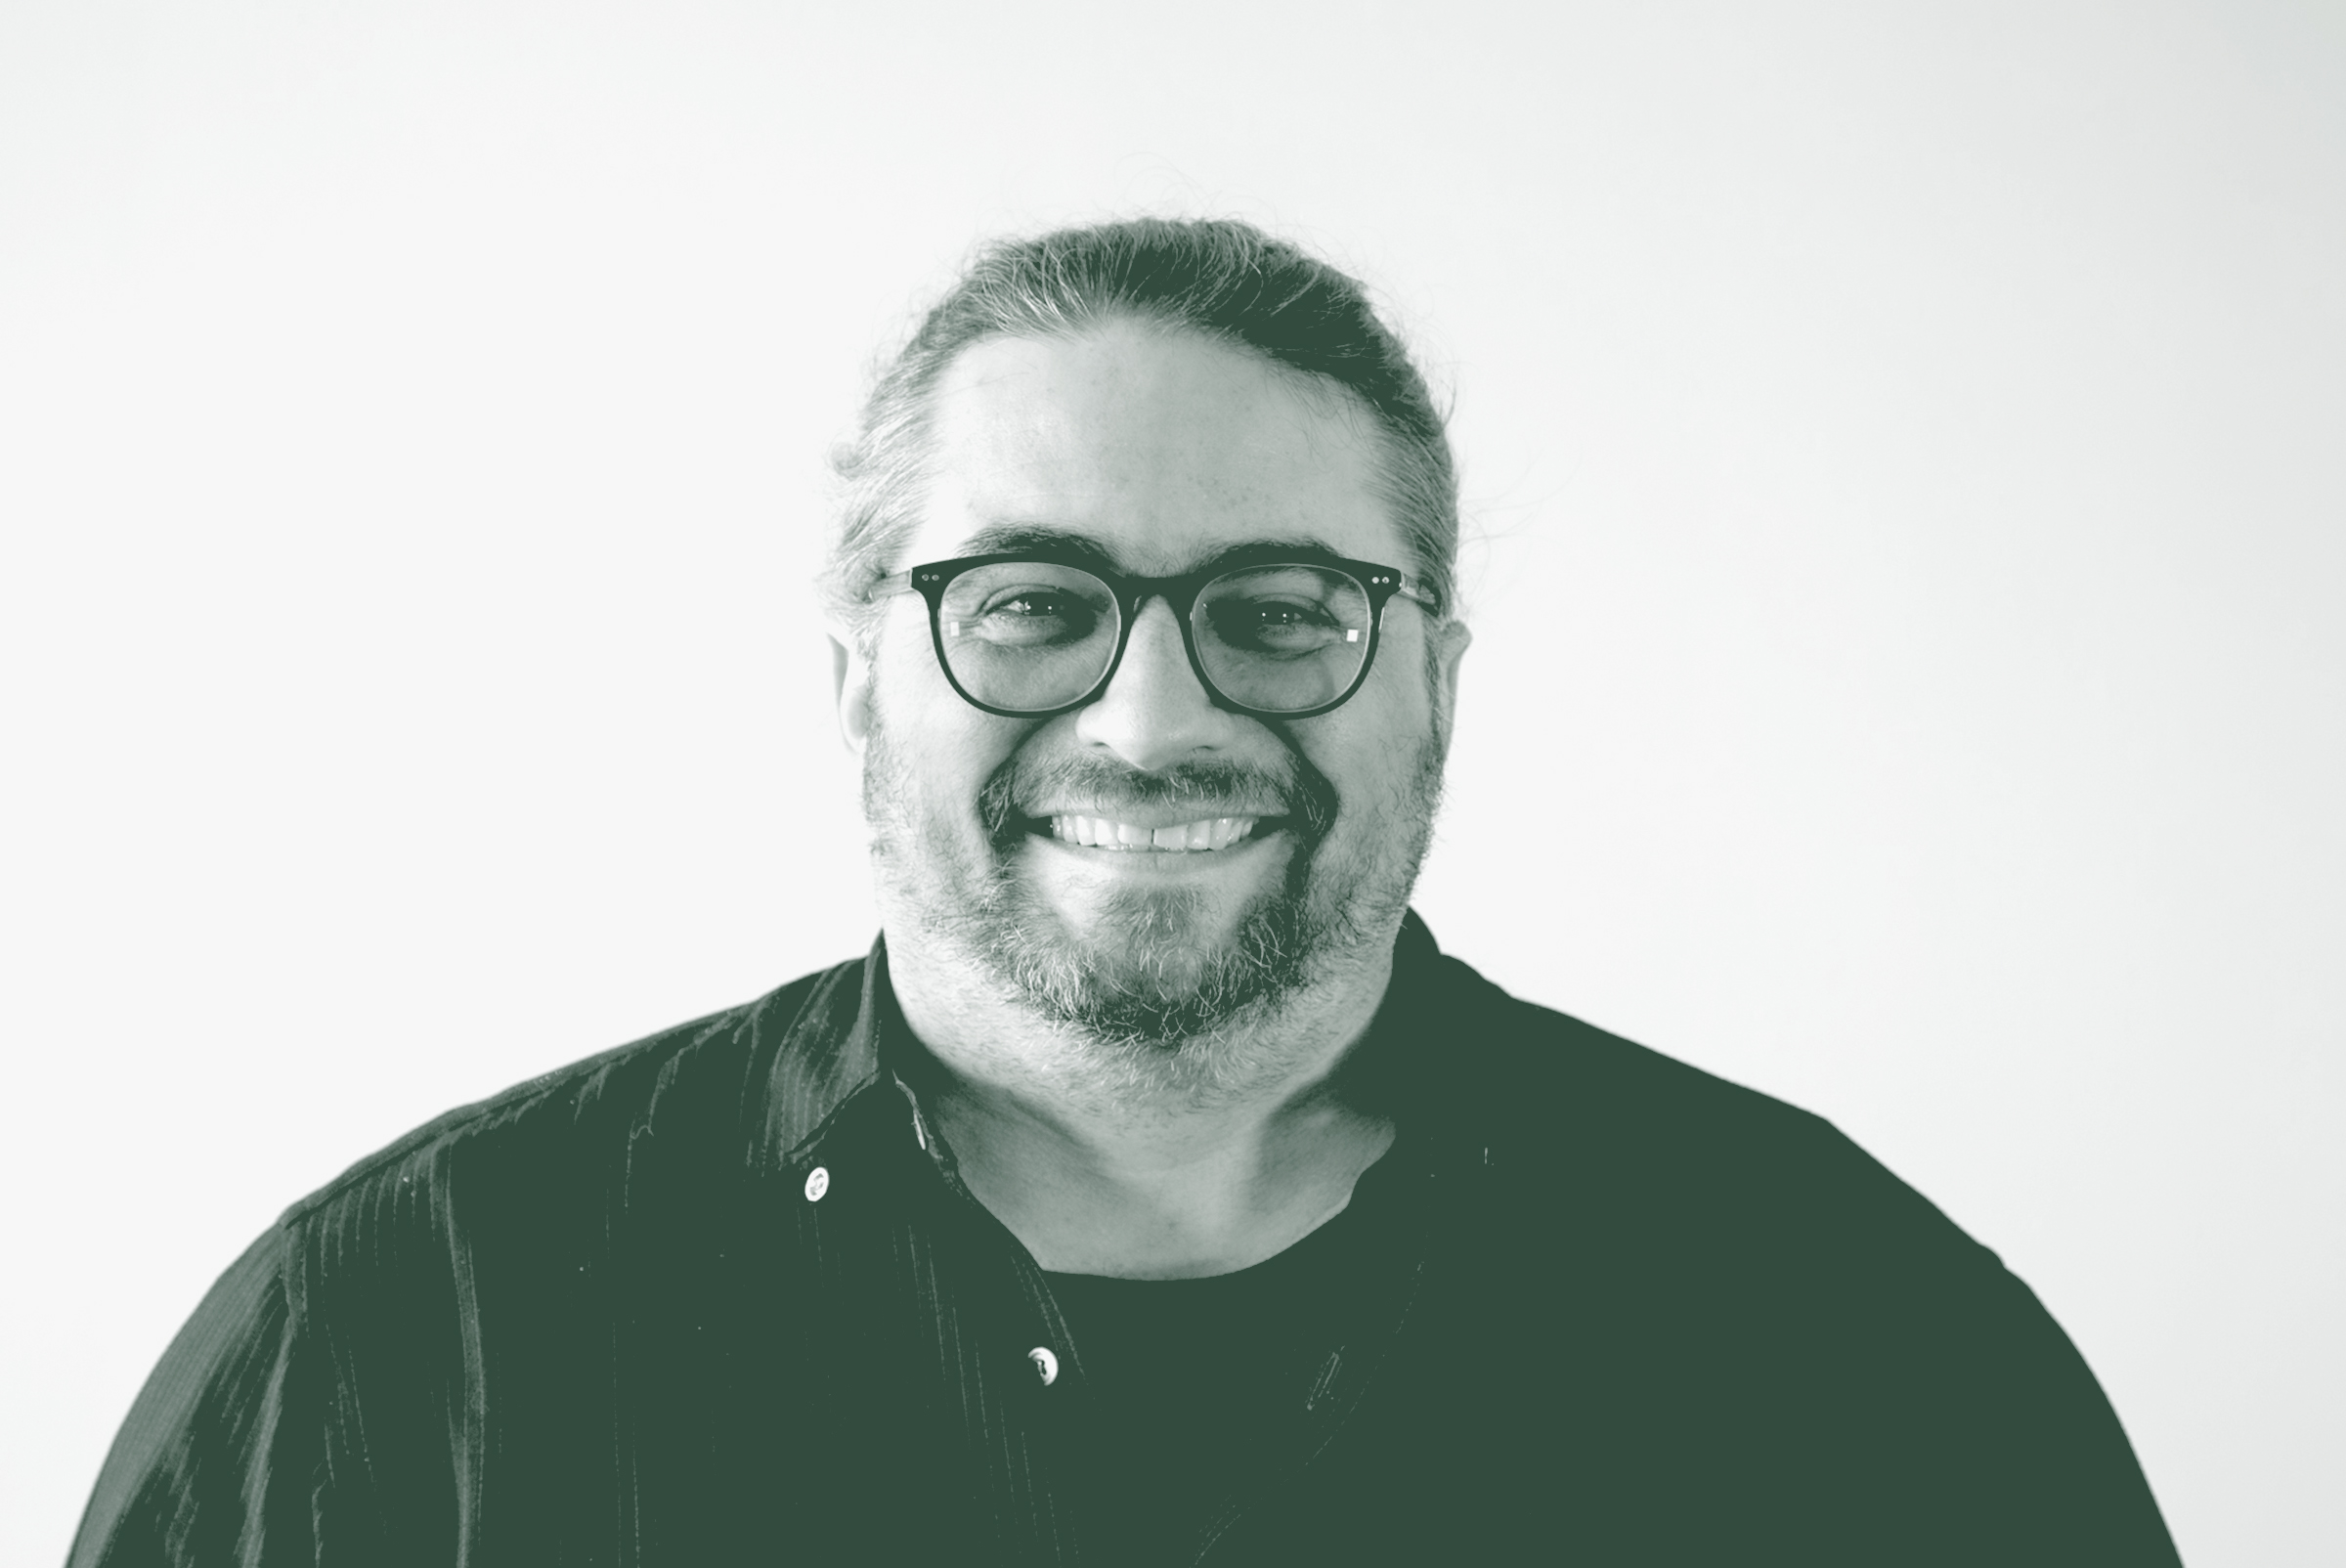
[987,593,1064,617]
[964,590,1100,645]
[1212,598,1344,650]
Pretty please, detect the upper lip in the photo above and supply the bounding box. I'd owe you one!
[1027,805,1285,831]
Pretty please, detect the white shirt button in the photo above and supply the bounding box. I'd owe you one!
[1028,1346,1060,1386]
[804,1166,830,1202]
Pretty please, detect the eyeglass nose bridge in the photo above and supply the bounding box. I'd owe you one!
[1085,585,1226,718]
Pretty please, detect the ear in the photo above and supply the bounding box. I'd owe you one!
[1428,618,1471,761]
[830,631,874,757]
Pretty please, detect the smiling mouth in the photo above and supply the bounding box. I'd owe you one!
[1042,813,1270,852]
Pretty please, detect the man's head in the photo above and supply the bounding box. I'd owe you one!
[826,220,1469,1093]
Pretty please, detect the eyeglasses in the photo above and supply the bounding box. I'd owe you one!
[870,547,1438,719]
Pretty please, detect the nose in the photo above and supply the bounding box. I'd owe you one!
[1072,596,1244,771]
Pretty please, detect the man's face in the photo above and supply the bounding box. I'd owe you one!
[840,321,1467,1073]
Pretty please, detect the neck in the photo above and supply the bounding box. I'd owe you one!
[888,922,1404,1279]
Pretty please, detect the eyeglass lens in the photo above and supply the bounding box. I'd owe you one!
[936,561,1375,714]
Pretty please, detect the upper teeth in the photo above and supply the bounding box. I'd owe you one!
[1050,814,1260,851]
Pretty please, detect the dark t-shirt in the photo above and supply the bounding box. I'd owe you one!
[1046,1185,1380,1563]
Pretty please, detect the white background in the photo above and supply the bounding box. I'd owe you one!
[5,3,2339,1562]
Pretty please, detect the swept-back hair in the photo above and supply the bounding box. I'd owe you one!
[823,217,1459,650]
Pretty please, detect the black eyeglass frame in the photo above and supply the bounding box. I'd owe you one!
[870,546,1439,720]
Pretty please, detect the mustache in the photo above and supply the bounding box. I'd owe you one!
[978,752,1341,848]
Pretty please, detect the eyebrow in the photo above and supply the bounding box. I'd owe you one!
[950,523,1353,577]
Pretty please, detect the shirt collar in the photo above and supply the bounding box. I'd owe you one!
[759,907,1459,1170]
[756,942,891,1168]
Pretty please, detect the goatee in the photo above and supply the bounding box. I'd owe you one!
[863,703,1445,1088]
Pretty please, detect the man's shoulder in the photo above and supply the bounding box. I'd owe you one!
[277,954,873,1232]
[1429,943,1821,1133]
[1430,947,1984,1265]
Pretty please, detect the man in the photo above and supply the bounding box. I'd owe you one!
[71,219,2181,1565]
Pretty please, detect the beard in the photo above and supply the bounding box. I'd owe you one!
[860,698,1448,1090]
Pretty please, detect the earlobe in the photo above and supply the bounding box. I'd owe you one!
[830,633,873,756]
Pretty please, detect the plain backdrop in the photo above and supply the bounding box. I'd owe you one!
[5,2,2340,1562]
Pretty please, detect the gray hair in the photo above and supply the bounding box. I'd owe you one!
[823,217,1459,653]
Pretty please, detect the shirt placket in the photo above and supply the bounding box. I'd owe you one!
[798,960,1482,1566]
[785,1073,1096,1563]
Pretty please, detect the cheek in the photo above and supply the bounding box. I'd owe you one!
[872,666,1028,816]
[1306,705,1435,827]
[902,710,1010,805]
[873,618,973,740]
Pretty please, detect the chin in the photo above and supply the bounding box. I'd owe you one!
[1062,880,1246,959]
[991,879,1311,1051]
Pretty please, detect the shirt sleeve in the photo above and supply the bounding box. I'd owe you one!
[1785,1120,2184,1566]
[1899,1244,2183,1565]
[68,1224,320,1568]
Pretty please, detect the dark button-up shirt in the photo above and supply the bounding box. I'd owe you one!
[71,914,2181,1565]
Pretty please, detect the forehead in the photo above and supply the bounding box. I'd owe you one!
[902,322,1406,575]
